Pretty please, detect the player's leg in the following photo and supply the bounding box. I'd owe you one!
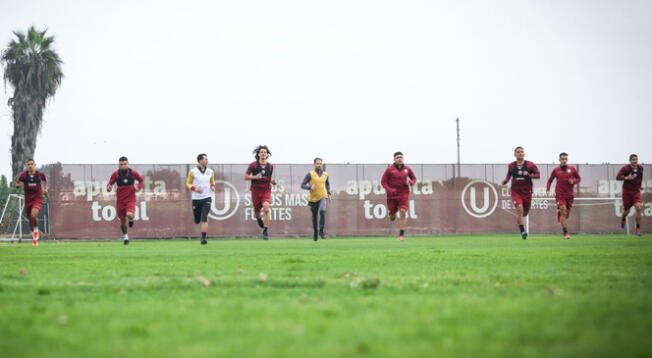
[634,201,643,236]
[621,194,632,229]
[261,199,271,240]
[559,205,570,239]
[198,198,211,244]
[398,208,407,242]
[515,202,527,239]
[26,204,38,245]
[318,198,327,239]
[309,202,319,241]
[117,203,129,245]
[252,191,265,228]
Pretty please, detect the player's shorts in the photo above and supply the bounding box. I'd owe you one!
[24,197,43,215]
[387,196,409,216]
[308,198,328,212]
[116,199,136,220]
[623,191,642,211]
[192,197,212,224]
[252,189,272,212]
[511,189,532,212]
[556,195,574,210]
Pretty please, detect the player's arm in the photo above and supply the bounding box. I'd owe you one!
[616,166,628,181]
[546,169,555,192]
[133,170,145,191]
[501,164,512,185]
[106,172,117,192]
[41,172,48,196]
[269,165,277,185]
[300,173,312,190]
[407,167,417,186]
[326,177,332,197]
[244,164,261,181]
[210,171,216,191]
[528,163,541,179]
[14,173,24,189]
[381,168,395,195]
[571,168,581,185]
[186,171,201,193]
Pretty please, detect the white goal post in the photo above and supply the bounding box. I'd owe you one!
[0,194,25,242]
[526,197,633,235]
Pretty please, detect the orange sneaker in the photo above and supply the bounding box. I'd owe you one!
[397,235,405,242]
[563,232,570,240]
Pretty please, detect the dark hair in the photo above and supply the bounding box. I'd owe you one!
[119,156,128,162]
[394,152,403,157]
[253,145,271,160]
[630,154,638,160]
[559,152,568,158]
[314,157,323,163]
[197,153,207,163]
[26,158,35,163]
[514,146,524,152]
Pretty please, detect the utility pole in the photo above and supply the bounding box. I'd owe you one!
[456,118,461,177]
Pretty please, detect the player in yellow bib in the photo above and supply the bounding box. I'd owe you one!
[301,158,332,241]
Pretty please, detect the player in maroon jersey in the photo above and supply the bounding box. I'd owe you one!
[381,152,417,242]
[245,145,277,240]
[501,146,540,239]
[546,152,581,239]
[616,154,644,236]
[15,159,48,246]
[106,157,144,245]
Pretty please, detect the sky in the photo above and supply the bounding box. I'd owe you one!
[1,0,651,178]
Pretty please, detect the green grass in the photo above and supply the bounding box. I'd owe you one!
[1,235,651,358]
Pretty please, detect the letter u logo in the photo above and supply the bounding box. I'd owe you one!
[469,187,490,213]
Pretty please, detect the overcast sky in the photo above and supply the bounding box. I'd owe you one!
[1,0,650,178]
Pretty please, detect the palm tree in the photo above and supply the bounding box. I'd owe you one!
[1,26,63,180]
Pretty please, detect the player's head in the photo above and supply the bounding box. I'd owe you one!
[630,154,638,165]
[118,156,129,170]
[514,146,525,160]
[559,152,568,166]
[313,157,323,170]
[393,152,404,165]
[253,145,271,161]
[25,159,35,172]
[197,153,208,166]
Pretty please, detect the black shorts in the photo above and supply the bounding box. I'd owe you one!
[192,197,212,224]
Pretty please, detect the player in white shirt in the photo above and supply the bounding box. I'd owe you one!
[186,153,216,244]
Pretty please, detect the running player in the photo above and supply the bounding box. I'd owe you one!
[381,152,417,242]
[106,157,144,245]
[186,153,216,245]
[546,152,581,239]
[301,157,331,241]
[617,154,644,236]
[502,146,540,239]
[245,145,276,240]
[15,159,47,246]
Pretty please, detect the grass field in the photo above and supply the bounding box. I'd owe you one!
[1,234,651,358]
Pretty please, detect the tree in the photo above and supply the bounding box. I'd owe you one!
[1,26,63,181]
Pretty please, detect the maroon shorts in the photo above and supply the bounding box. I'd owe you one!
[24,197,43,215]
[117,199,136,220]
[252,190,272,212]
[387,196,409,215]
[511,189,532,212]
[623,191,642,211]
[556,195,574,210]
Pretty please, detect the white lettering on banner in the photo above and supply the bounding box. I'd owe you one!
[239,180,309,222]
[74,177,164,222]
[461,180,498,218]
[613,201,652,217]
[363,200,418,219]
[598,179,652,196]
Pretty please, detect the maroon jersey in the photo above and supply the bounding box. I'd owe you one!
[246,161,274,192]
[504,161,540,191]
[616,165,644,193]
[381,164,417,198]
[108,168,144,203]
[546,165,581,197]
[18,171,47,202]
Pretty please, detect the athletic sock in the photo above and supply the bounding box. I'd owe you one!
[123,234,129,241]
[519,225,525,233]
[563,227,568,234]
[636,224,640,229]
[201,232,207,239]
[263,227,268,233]
[399,229,405,236]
